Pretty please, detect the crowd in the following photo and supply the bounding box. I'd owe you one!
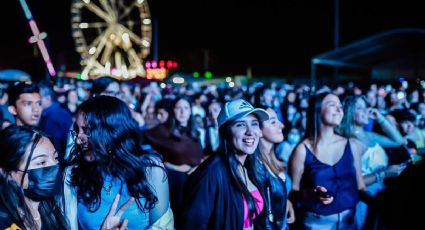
[0,76,424,230]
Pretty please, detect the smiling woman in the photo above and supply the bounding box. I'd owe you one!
[180,99,270,230]
[289,92,367,229]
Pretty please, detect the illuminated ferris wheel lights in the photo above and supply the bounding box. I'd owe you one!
[142,39,150,47]
[88,47,97,55]
[72,0,151,79]
[121,65,129,78]
[81,72,89,80]
[142,19,151,24]
[122,33,130,46]
[79,23,89,29]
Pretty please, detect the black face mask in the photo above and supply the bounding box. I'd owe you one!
[23,164,60,201]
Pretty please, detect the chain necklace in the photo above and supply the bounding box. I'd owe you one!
[239,164,248,186]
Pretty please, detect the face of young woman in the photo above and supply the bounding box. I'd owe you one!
[230,114,262,155]
[208,102,221,121]
[156,108,169,124]
[174,99,191,127]
[11,137,58,189]
[261,108,284,144]
[321,94,343,126]
[75,112,95,162]
[354,98,370,126]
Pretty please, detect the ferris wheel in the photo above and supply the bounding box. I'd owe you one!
[71,0,152,80]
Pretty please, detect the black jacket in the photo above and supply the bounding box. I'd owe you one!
[252,155,288,230]
[180,154,244,230]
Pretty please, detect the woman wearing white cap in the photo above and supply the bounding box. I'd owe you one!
[180,99,269,230]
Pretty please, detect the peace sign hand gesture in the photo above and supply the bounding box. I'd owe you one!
[100,194,135,230]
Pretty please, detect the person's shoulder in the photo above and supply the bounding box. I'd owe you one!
[347,137,367,154]
[293,139,309,154]
[189,155,226,180]
[200,154,225,171]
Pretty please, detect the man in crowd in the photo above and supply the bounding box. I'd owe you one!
[7,82,42,126]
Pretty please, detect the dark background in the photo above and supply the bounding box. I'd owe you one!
[1,0,425,80]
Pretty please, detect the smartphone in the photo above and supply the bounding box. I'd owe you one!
[316,190,331,198]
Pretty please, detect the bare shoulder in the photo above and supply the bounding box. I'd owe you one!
[334,134,348,144]
[348,138,367,156]
[291,139,308,162]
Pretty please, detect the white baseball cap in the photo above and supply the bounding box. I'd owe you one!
[217,99,270,128]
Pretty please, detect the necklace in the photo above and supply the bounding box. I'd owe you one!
[239,165,248,186]
[103,180,112,196]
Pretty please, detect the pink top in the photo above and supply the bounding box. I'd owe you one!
[242,189,264,228]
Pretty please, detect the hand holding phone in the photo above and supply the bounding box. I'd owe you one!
[316,189,331,198]
[315,186,332,199]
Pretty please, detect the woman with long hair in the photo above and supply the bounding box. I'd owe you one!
[144,95,203,226]
[181,99,269,230]
[290,92,367,229]
[337,95,405,229]
[0,125,68,229]
[64,96,172,230]
[252,105,295,229]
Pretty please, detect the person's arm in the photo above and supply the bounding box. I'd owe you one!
[350,138,373,203]
[286,200,295,224]
[147,163,170,225]
[289,143,307,204]
[367,108,404,148]
[350,138,367,191]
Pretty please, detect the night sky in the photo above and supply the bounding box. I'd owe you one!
[1,0,425,80]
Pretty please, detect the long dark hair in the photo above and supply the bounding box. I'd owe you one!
[337,95,364,138]
[0,125,68,230]
[304,92,335,152]
[67,96,164,212]
[165,95,199,141]
[217,121,261,222]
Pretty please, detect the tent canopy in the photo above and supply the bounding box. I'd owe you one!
[0,69,31,82]
[311,28,425,85]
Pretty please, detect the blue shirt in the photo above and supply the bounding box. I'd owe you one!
[77,176,149,229]
[301,140,359,215]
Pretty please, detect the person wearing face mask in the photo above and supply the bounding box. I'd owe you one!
[180,99,269,230]
[276,128,301,164]
[0,125,68,230]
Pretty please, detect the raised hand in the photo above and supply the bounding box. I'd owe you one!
[100,194,135,230]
